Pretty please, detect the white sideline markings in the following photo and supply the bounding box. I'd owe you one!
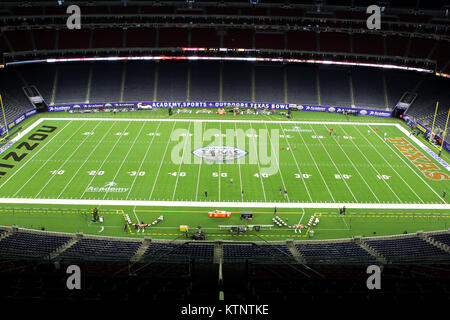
[0,118,44,155]
[0,197,447,209]
[395,124,450,171]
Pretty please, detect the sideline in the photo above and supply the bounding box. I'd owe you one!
[0,197,448,209]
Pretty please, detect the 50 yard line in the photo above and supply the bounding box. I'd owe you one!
[234,122,244,201]
[195,122,206,201]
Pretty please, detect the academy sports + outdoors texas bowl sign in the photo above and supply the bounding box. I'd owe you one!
[47,101,393,118]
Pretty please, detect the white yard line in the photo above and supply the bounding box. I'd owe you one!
[148,122,177,200]
[263,122,290,201]
[287,123,335,202]
[308,124,358,202]
[278,122,312,202]
[0,118,44,155]
[353,125,424,203]
[103,122,147,200]
[298,208,305,225]
[339,125,404,202]
[218,122,222,201]
[248,122,267,202]
[234,122,244,202]
[0,197,448,209]
[341,216,350,230]
[132,205,140,224]
[368,126,446,203]
[395,124,449,171]
[56,121,117,198]
[34,121,102,198]
[321,124,380,202]
[80,122,132,199]
[195,122,206,201]
[171,122,192,201]
[126,121,162,200]
[0,120,72,192]
[13,121,85,197]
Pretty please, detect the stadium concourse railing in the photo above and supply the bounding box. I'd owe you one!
[0,225,449,265]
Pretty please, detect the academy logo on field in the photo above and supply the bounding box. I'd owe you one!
[85,181,129,193]
[192,146,248,163]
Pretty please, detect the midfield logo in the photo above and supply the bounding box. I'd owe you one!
[85,181,129,193]
[192,146,248,163]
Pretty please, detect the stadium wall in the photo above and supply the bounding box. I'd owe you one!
[47,101,393,118]
[0,108,37,137]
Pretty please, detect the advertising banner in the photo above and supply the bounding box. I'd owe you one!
[0,108,37,137]
[48,101,393,118]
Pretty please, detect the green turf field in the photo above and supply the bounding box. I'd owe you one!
[0,110,448,241]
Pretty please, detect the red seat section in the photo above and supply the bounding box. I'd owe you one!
[287,31,317,51]
[191,28,220,48]
[159,28,189,48]
[320,32,350,53]
[255,33,285,50]
[92,28,124,48]
[223,29,253,49]
[126,27,156,48]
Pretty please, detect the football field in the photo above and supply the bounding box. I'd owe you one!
[0,116,448,207]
